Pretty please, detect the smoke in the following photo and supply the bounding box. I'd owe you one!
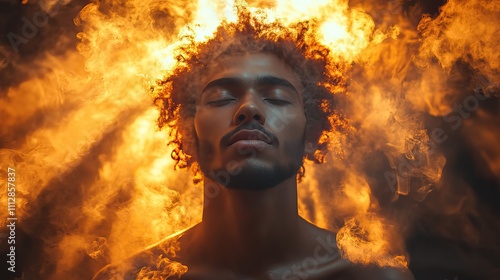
[300,0,499,277]
[0,0,499,279]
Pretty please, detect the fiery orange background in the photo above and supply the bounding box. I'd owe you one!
[0,0,499,279]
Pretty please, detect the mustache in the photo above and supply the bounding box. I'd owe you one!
[220,122,277,146]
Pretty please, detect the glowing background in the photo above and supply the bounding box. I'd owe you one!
[0,0,498,279]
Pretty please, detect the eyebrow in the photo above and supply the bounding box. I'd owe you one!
[202,75,299,94]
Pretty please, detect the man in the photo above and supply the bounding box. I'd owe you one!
[93,8,414,280]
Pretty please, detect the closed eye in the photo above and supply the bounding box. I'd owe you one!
[207,98,237,106]
[264,98,291,105]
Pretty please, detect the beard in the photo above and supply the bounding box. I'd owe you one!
[198,142,304,191]
[216,159,300,190]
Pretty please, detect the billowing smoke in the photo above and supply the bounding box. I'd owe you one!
[0,0,498,279]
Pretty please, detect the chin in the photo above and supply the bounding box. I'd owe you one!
[208,160,300,191]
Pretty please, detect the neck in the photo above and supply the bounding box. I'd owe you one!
[198,176,305,270]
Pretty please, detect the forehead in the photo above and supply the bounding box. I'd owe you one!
[201,52,302,91]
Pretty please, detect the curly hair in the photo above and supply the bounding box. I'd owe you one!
[153,7,343,179]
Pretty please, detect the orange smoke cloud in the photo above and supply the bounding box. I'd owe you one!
[0,0,498,279]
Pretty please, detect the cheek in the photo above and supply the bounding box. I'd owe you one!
[194,109,209,142]
[194,107,228,144]
[287,114,306,145]
[296,113,307,135]
[268,108,307,138]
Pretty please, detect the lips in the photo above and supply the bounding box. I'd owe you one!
[227,129,272,146]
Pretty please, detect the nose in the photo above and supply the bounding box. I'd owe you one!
[232,93,265,125]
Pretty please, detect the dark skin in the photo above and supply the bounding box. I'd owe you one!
[93,53,414,280]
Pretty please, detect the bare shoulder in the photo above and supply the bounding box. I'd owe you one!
[92,262,132,280]
[92,247,162,280]
[93,229,192,280]
[291,254,415,280]
[347,264,415,280]
[294,220,414,280]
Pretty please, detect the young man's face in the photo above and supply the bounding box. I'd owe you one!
[194,52,307,190]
